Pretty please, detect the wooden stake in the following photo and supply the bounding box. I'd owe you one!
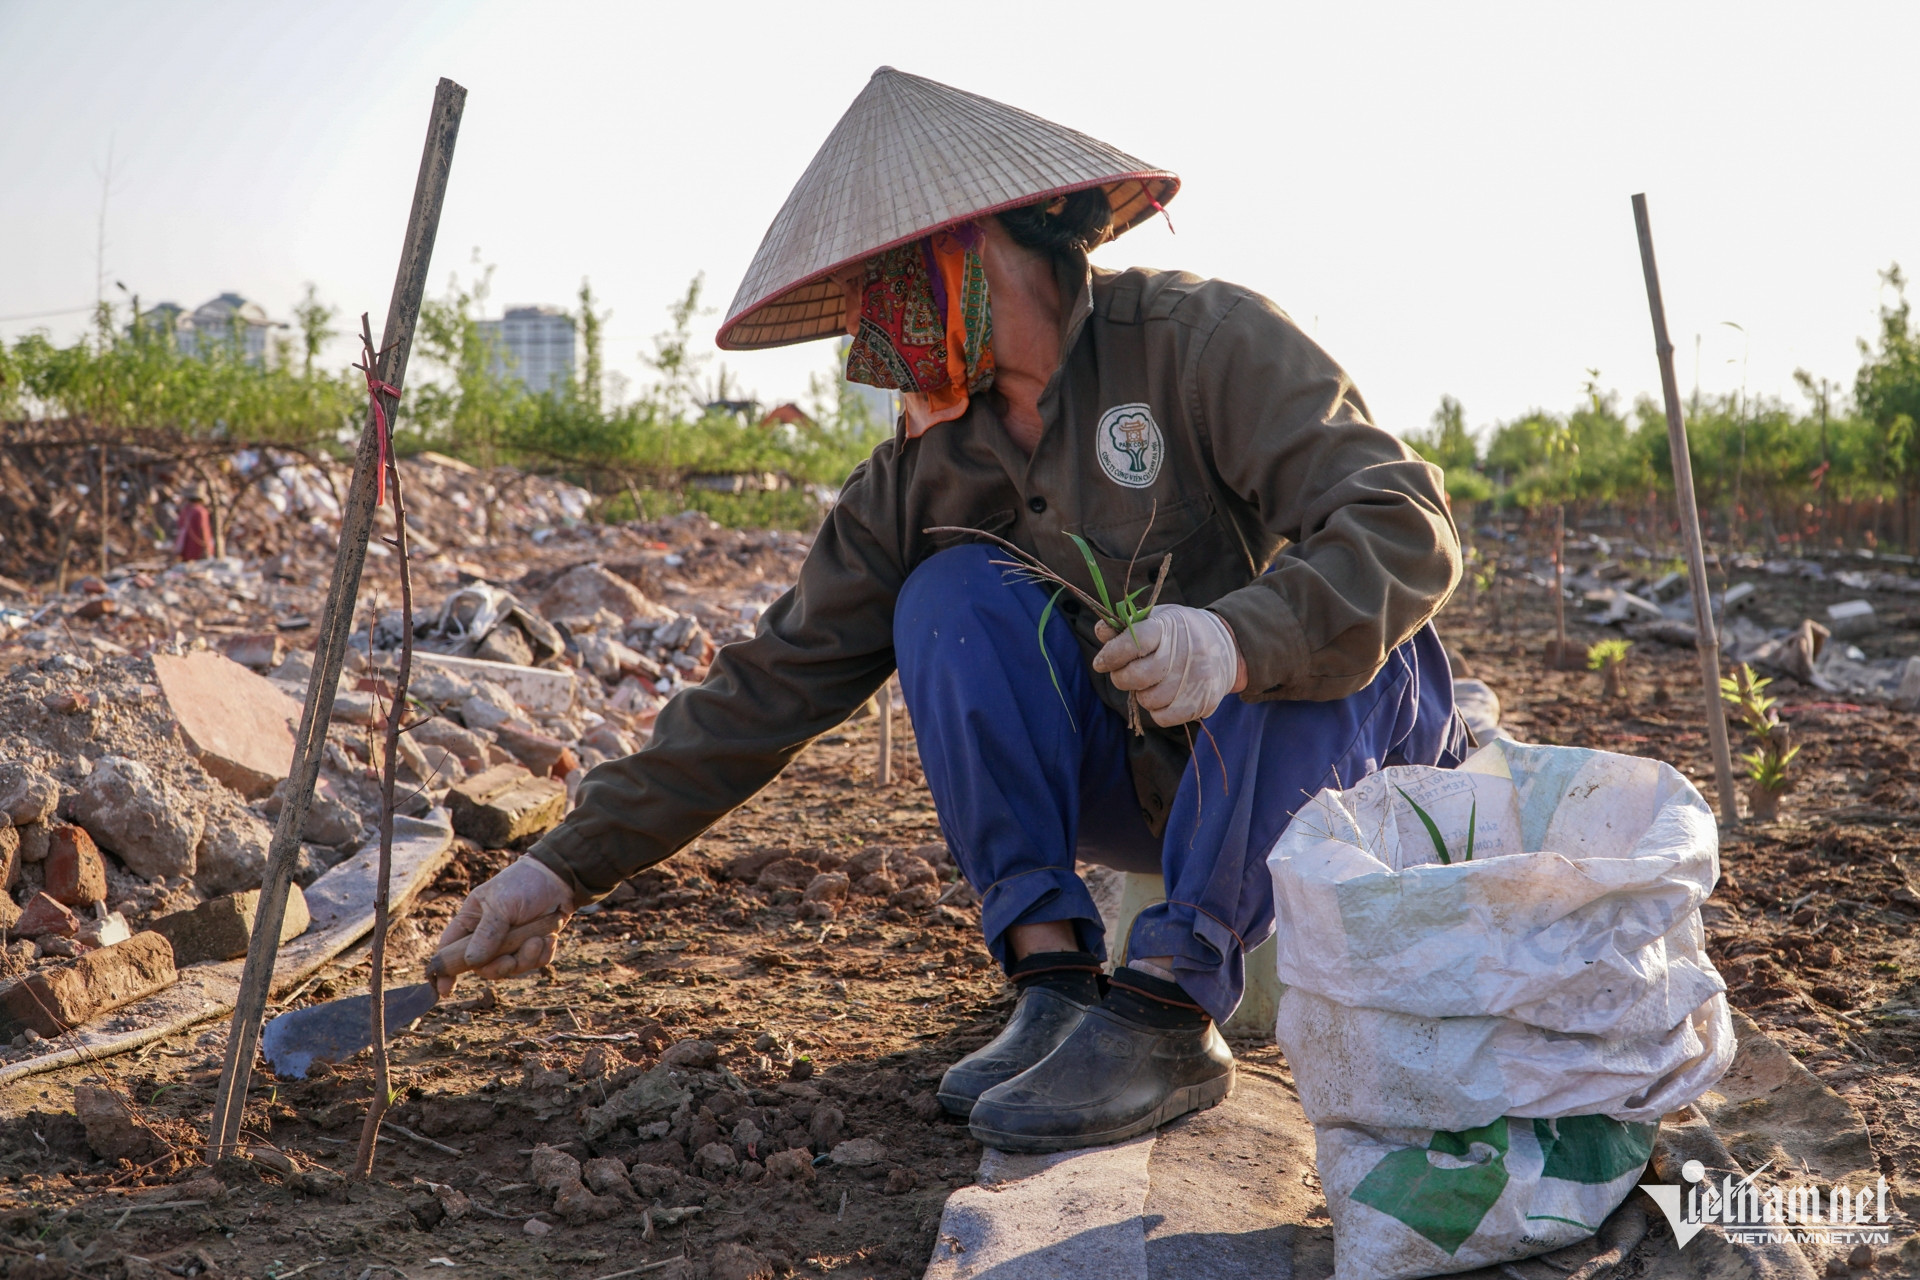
[1632,193,1740,826]
[207,78,465,1159]
[876,681,893,786]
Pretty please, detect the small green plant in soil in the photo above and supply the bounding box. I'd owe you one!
[1720,662,1799,820]
[1587,638,1633,699]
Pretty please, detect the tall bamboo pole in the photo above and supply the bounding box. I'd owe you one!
[1632,193,1740,826]
[208,79,466,1157]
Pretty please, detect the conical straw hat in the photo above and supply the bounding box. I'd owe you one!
[717,67,1178,351]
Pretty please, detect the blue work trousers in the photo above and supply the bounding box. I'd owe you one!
[894,545,1465,1024]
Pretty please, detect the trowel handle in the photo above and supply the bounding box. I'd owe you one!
[424,911,567,982]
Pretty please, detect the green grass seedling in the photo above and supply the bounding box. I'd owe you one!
[1395,786,1475,866]
[924,518,1170,733]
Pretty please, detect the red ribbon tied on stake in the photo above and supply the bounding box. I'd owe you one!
[354,316,402,507]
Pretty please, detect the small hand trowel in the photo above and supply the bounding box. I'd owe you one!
[261,912,562,1079]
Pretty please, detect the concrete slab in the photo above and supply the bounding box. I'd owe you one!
[411,650,576,714]
[923,1014,1869,1278]
[1141,1069,1330,1279]
[153,650,302,798]
[925,1136,1155,1280]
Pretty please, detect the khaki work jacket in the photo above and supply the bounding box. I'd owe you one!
[530,254,1460,903]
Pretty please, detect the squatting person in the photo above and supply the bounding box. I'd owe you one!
[436,68,1467,1153]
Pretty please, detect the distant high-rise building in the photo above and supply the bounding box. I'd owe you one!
[478,306,575,395]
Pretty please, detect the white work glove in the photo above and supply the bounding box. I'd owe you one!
[434,855,575,995]
[1092,605,1241,727]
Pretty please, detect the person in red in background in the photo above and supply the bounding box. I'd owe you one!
[173,485,212,562]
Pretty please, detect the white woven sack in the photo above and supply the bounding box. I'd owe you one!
[1267,740,1734,1278]
[1270,741,1727,1044]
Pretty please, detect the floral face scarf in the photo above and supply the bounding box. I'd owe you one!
[843,223,994,437]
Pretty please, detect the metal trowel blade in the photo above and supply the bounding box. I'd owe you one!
[261,982,439,1080]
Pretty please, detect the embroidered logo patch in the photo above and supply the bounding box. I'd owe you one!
[1095,403,1164,488]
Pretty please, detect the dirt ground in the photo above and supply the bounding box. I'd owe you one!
[3,522,1919,1280]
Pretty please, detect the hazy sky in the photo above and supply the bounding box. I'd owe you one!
[4,1,1916,439]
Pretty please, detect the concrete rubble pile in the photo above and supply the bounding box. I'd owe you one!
[0,659,327,1060]
[1483,527,1920,708]
[1,452,613,652]
[0,459,813,1061]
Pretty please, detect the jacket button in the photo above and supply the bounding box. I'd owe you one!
[1027,495,1047,514]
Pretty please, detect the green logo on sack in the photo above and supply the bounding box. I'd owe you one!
[1351,1115,1660,1254]
[1351,1119,1511,1255]
[1534,1116,1656,1185]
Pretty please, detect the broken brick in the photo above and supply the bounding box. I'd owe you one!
[446,764,566,848]
[44,825,107,907]
[15,892,78,939]
[149,884,311,967]
[0,931,175,1039]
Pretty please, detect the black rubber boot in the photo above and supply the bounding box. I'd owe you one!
[937,951,1101,1118]
[966,965,1234,1153]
